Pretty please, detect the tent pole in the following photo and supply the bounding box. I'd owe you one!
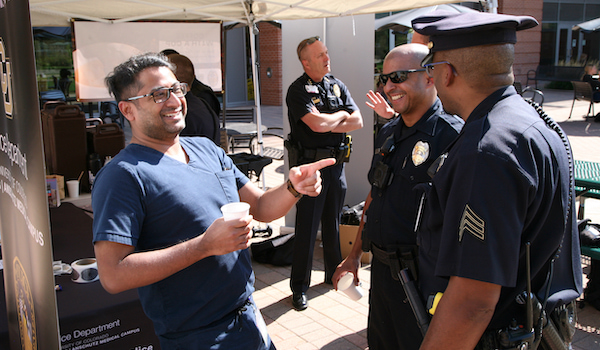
[484,0,498,13]
[249,20,266,190]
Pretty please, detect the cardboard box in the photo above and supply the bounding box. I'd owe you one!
[46,175,65,199]
[339,224,372,264]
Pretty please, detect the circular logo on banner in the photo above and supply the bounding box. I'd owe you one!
[412,141,430,166]
[14,257,37,350]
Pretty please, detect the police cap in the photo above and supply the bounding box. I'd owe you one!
[411,11,538,64]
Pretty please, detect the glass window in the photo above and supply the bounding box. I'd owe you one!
[585,4,600,22]
[559,3,584,22]
[33,27,74,95]
[543,2,558,22]
[540,23,557,65]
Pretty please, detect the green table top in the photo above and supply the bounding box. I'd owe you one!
[581,245,600,260]
[575,160,600,199]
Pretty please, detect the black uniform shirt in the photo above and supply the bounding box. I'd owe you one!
[365,98,462,247]
[180,92,220,145]
[418,86,582,329]
[191,78,221,118]
[286,73,358,149]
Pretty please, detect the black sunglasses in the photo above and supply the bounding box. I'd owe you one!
[379,69,425,85]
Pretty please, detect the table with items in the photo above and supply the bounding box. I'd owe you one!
[0,203,160,350]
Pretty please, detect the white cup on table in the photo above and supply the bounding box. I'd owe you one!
[66,180,80,198]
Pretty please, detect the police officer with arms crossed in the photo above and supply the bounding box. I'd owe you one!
[286,36,364,311]
[332,43,463,350]
[92,52,335,349]
[411,11,583,349]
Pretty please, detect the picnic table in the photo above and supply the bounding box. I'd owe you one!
[575,159,600,260]
[575,159,600,219]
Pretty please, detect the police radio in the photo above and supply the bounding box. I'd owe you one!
[371,134,395,190]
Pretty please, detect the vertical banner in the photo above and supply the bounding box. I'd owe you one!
[0,1,61,349]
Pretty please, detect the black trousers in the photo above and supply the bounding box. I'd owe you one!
[290,161,345,293]
[368,258,423,350]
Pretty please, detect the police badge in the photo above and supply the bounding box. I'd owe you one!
[333,84,341,97]
[412,141,430,166]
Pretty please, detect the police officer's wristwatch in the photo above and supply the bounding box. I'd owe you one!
[287,179,303,198]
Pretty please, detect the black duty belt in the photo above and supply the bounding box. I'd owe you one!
[301,147,339,161]
[371,243,419,282]
[371,243,396,266]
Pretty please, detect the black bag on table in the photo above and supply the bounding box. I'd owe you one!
[250,233,295,266]
[579,219,600,247]
[579,219,600,311]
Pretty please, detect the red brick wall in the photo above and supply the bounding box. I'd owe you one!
[258,22,282,106]
[499,0,543,86]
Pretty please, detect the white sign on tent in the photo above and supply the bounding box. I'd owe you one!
[73,21,222,101]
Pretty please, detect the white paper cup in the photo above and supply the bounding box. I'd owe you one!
[221,202,250,221]
[66,180,80,198]
[337,273,364,301]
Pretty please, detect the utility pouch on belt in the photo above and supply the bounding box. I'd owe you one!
[342,135,352,163]
[370,244,419,282]
[284,135,301,168]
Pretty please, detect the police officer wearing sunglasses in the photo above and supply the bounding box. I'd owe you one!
[286,36,364,311]
[332,43,463,350]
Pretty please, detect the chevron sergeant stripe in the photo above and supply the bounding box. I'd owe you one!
[458,204,485,242]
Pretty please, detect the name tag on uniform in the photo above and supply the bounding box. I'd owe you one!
[305,85,319,93]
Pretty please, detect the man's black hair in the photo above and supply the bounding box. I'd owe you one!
[160,49,179,56]
[105,52,174,102]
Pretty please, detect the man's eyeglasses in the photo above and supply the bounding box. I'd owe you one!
[423,61,451,78]
[297,36,321,59]
[378,69,425,85]
[126,82,188,104]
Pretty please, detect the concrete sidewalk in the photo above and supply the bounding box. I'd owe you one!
[249,87,600,349]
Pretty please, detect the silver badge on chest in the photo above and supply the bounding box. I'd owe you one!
[412,140,430,166]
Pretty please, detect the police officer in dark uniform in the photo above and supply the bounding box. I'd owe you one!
[286,36,364,311]
[332,43,463,350]
[411,11,583,349]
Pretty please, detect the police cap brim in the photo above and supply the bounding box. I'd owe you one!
[412,11,538,65]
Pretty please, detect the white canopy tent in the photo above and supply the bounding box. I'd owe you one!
[29,0,484,160]
[573,17,600,33]
[29,0,483,27]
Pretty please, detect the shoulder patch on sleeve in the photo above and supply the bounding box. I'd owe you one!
[458,204,485,242]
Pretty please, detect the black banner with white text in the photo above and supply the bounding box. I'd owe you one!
[0,0,61,348]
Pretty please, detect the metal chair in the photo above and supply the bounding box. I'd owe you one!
[569,81,599,119]
[513,82,545,106]
[249,127,284,160]
[100,101,125,128]
[526,69,538,89]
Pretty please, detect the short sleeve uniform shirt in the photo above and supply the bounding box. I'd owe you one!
[418,87,582,328]
[365,99,463,246]
[286,73,359,149]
